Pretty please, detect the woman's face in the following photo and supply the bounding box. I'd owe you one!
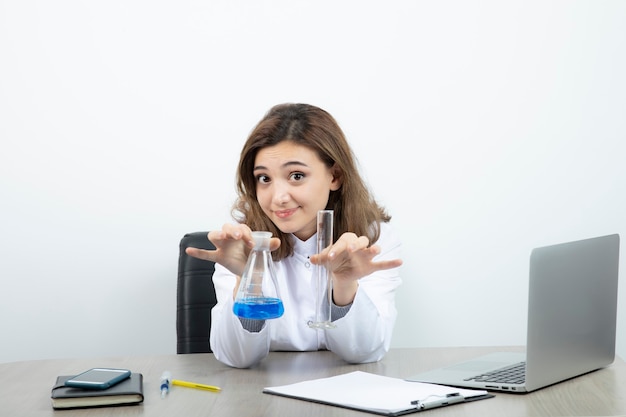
[253,141,341,241]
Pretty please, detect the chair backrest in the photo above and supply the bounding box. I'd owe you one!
[176,232,217,354]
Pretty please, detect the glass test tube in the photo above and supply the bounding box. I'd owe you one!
[308,210,336,329]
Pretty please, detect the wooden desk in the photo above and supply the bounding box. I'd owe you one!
[2,346,626,416]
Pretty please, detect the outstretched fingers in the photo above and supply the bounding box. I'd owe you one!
[185,246,217,262]
[370,257,403,271]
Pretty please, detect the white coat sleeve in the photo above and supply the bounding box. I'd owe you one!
[209,264,271,368]
[323,222,403,363]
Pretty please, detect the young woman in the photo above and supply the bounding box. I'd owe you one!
[186,103,403,368]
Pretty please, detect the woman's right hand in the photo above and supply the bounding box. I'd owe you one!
[185,224,281,277]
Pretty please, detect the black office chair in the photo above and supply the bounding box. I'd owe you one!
[176,232,217,354]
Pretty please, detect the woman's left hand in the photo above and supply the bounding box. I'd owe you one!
[309,233,402,305]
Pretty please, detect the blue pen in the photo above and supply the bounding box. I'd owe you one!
[160,371,172,398]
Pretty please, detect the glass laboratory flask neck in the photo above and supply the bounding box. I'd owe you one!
[233,231,284,320]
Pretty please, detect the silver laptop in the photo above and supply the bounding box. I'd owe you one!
[407,234,620,393]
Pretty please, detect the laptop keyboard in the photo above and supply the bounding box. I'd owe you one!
[464,361,526,384]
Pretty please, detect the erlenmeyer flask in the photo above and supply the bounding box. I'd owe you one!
[233,231,284,320]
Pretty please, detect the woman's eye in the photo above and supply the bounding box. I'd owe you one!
[256,175,270,184]
[290,172,305,181]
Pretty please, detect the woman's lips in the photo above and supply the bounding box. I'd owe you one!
[274,208,298,219]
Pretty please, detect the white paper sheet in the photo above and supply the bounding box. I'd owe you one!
[263,371,490,415]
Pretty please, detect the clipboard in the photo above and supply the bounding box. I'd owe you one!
[263,371,494,416]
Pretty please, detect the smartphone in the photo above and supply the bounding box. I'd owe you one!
[64,368,132,390]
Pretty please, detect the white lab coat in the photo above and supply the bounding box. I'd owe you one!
[209,222,403,368]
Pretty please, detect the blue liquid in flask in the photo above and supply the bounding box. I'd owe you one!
[233,297,284,320]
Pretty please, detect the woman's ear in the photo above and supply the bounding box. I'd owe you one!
[330,164,343,191]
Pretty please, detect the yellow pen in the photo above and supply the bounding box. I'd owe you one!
[171,379,221,393]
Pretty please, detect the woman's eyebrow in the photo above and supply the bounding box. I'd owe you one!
[253,160,308,171]
[282,160,308,168]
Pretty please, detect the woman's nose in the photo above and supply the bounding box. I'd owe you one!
[272,183,290,204]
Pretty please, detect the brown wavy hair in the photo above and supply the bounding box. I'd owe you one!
[233,103,391,260]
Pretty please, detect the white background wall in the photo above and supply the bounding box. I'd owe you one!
[1,0,625,363]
